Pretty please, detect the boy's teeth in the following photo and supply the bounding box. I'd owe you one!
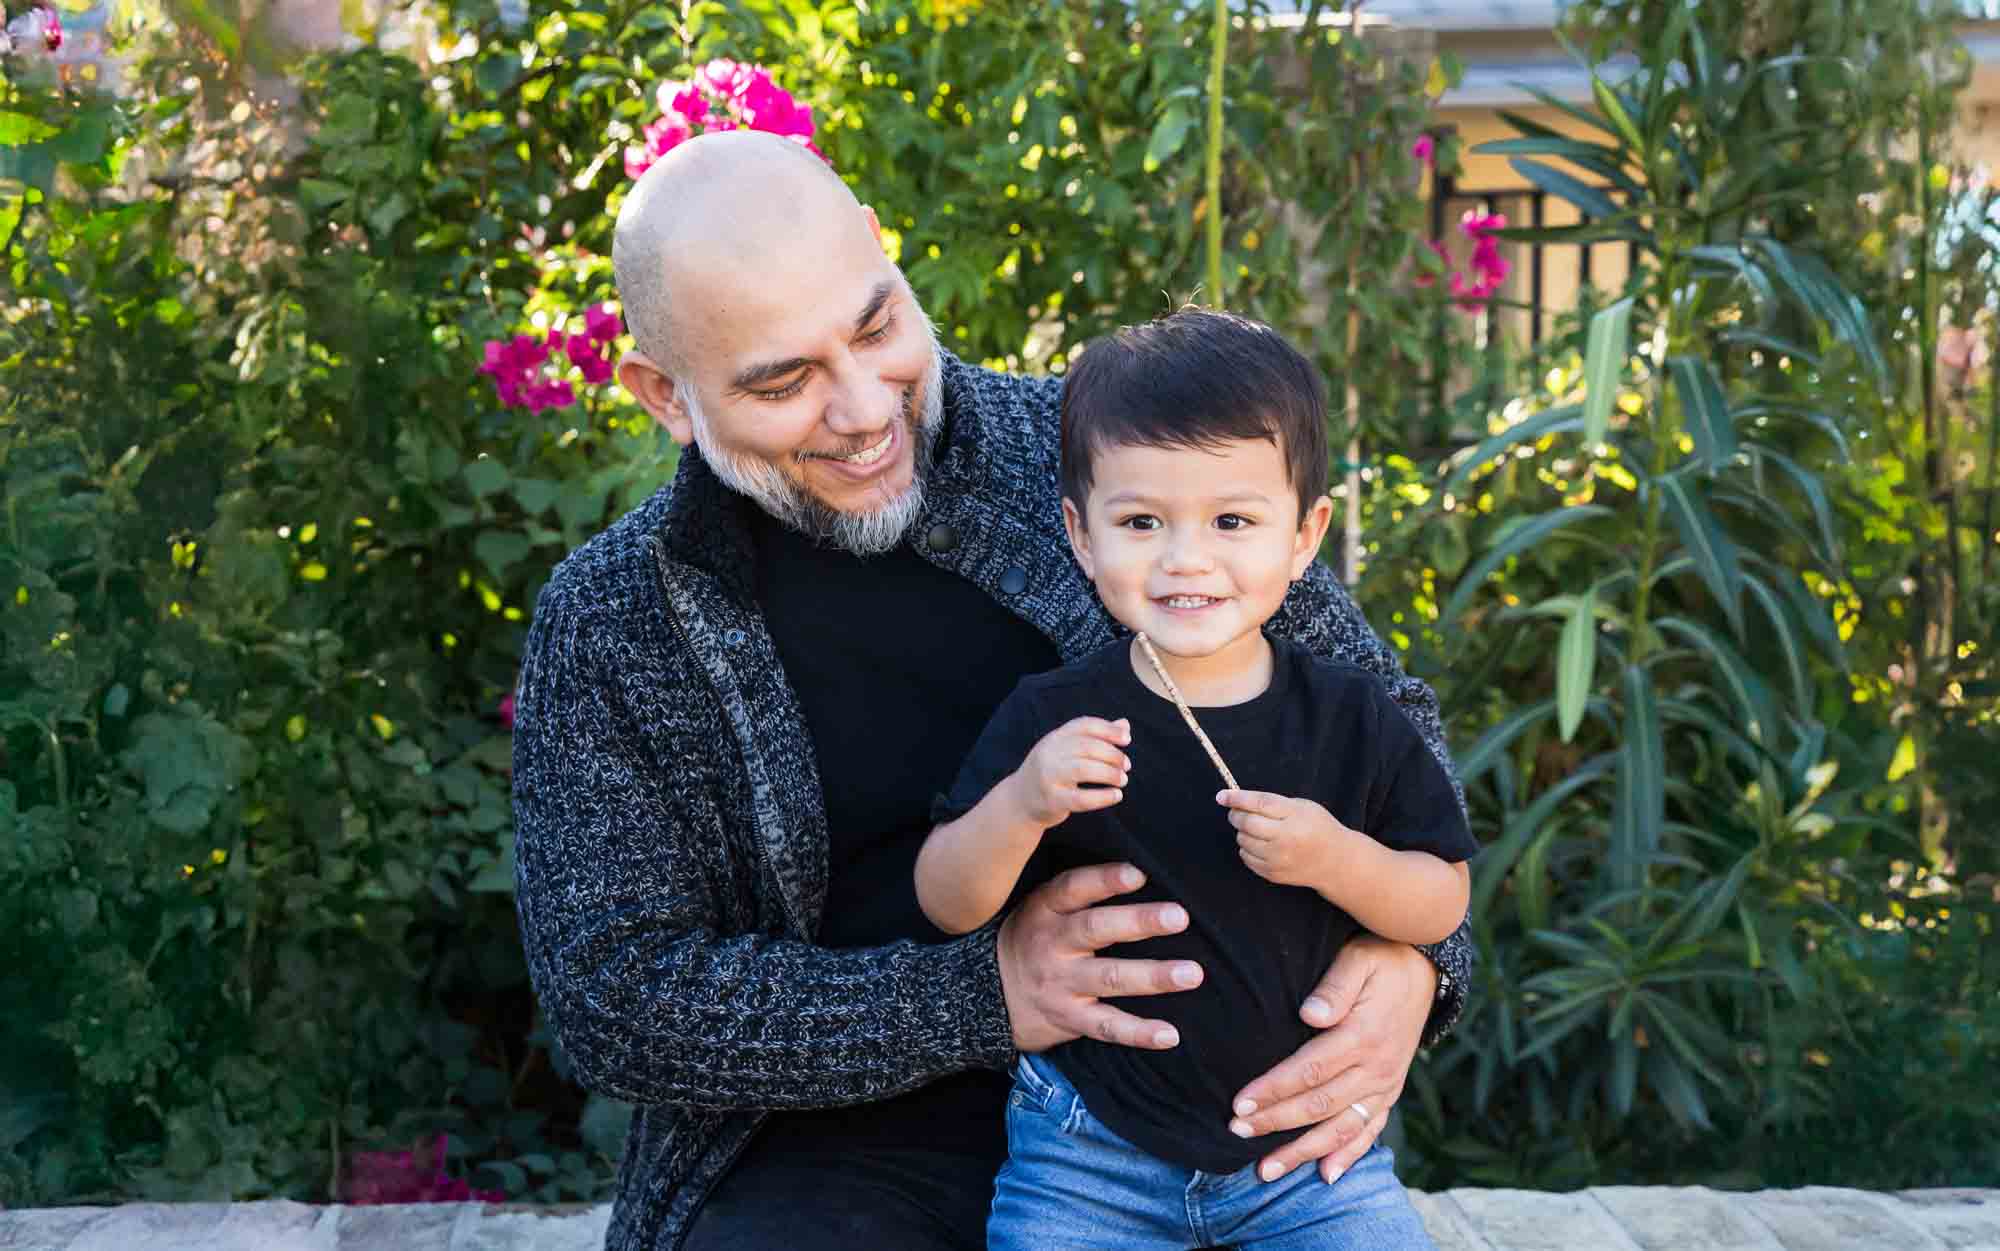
[1164,595,1215,608]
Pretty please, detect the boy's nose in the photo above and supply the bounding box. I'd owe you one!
[1160,535,1214,574]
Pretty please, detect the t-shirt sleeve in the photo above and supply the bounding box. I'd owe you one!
[931,680,1047,826]
[1365,685,1481,864]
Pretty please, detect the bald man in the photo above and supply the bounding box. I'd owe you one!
[512,132,1475,1251]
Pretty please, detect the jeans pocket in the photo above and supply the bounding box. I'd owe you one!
[1009,1052,1062,1118]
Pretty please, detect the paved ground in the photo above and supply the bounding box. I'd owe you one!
[2,1188,1996,1250]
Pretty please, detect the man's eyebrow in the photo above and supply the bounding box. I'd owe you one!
[854,279,896,333]
[729,355,816,393]
[726,281,899,393]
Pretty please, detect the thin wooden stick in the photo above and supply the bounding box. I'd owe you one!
[1134,632,1239,790]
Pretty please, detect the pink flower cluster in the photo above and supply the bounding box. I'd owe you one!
[344,1134,504,1205]
[624,59,822,181]
[1416,210,1513,312]
[479,303,621,412]
[0,3,63,55]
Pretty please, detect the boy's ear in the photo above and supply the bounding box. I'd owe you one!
[1291,494,1335,579]
[1061,497,1095,577]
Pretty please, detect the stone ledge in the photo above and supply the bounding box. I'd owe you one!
[2,1188,1994,1250]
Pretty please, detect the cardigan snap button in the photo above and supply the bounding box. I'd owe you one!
[925,523,958,553]
[999,567,1028,595]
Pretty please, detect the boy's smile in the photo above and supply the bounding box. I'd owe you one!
[1063,437,1333,704]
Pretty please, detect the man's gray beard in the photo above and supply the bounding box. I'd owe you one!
[686,349,944,556]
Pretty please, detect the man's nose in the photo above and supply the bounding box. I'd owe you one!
[822,359,898,436]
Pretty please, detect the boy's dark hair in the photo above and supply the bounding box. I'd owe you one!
[1059,308,1329,522]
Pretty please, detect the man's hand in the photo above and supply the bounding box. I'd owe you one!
[1217,789,1351,889]
[997,863,1204,1054]
[1007,717,1131,828]
[1226,934,1436,1183]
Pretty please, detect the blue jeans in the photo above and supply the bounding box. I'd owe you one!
[989,1053,1437,1251]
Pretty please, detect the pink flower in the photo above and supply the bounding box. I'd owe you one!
[345,1135,504,1205]
[565,332,615,385]
[583,303,622,344]
[1460,210,1507,240]
[1411,134,1435,165]
[525,378,575,412]
[699,58,745,97]
[661,81,709,126]
[3,3,61,54]
[742,73,814,139]
[624,116,691,180]
[499,693,516,730]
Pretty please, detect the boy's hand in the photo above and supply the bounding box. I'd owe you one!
[1007,717,1131,828]
[1218,789,1349,888]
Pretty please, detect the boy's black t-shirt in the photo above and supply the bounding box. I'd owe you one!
[937,635,1478,1173]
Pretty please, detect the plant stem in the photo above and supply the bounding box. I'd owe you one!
[1205,0,1227,307]
[1629,258,1691,662]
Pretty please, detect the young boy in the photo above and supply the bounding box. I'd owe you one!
[915,310,1476,1250]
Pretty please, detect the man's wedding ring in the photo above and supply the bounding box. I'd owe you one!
[1349,1101,1371,1122]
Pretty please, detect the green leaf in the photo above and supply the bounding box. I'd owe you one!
[1655,616,1776,743]
[1743,235,1888,386]
[1557,588,1597,743]
[463,458,511,498]
[1591,78,1645,153]
[1471,754,1616,921]
[474,531,533,581]
[298,178,353,214]
[1742,443,1839,563]
[0,111,58,146]
[1143,102,1194,173]
[1656,474,1744,639]
[1509,157,1622,221]
[1611,664,1664,896]
[45,107,111,166]
[1583,299,1634,444]
[1441,505,1612,626]
[1740,571,1811,713]
[1688,244,1777,314]
[1442,405,1584,496]
[1459,698,1554,784]
[1667,356,1735,472]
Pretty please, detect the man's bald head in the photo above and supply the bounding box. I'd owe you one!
[612,131,861,377]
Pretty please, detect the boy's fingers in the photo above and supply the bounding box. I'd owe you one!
[1069,785,1124,811]
[1072,741,1131,772]
[1227,809,1279,837]
[1069,760,1126,788]
[1218,789,1288,817]
[1064,716,1132,744]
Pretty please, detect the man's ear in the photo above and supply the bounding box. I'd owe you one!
[1062,497,1095,578]
[862,204,884,248]
[617,352,695,447]
[1292,494,1336,579]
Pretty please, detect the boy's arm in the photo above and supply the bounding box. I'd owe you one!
[921,701,1131,935]
[1307,834,1470,946]
[1221,790,1469,945]
[917,775,1047,935]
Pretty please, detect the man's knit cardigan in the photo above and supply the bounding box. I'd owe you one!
[512,352,1476,1251]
